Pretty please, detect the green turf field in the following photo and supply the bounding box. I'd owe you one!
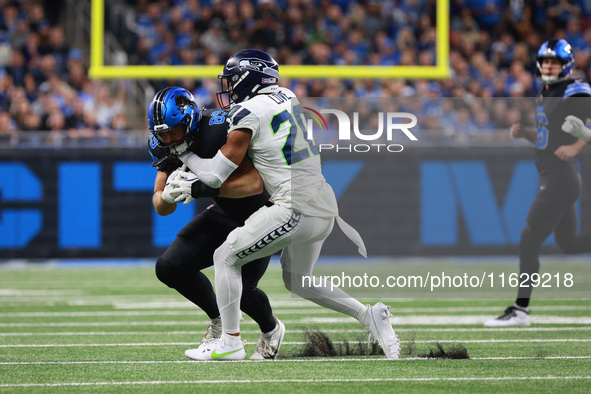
[1,262,590,393]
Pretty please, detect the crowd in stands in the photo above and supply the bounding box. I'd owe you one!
[0,0,128,145]
[3,0,591,145]
[118,0,591,144]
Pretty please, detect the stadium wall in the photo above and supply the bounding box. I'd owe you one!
[1,147,590,259]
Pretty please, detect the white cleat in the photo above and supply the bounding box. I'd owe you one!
[250,316,286,360]
[366,302,400,360]
[184,318,222,361]
[484,306,530,327]
[185,338,246,361]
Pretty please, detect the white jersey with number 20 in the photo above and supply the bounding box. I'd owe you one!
[226,87,338,218]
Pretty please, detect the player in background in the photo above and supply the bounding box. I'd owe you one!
[170,50,399,360]
[485,39,591,327]
[148,86,285,359]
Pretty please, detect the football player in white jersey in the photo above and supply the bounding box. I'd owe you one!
[174,49,399,361]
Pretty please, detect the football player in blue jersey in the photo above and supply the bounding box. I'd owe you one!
[148,86,285,359]
[485,39,591,327]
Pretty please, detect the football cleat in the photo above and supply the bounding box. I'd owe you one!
[185,338,246,361]
[484,306,530,327]
[184,318,222,361]
[250,316,286,360]
[366,302,400,360]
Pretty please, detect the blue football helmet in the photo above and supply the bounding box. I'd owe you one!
[536,39,574,84]
[217,49,279,109]
[148,86,200,157]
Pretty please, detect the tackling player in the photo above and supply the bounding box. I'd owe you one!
[148,86,285,359]
[485,39,591,327]
[171,50,400,360]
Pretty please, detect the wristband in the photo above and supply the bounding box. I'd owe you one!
[191,180,220,198]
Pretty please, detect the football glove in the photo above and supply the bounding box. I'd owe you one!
[162,180,181,204]
[562,115,591,142]
[162,166,194,204]
[170,175,198,205]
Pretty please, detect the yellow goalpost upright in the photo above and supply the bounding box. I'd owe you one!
[89,0,450,80]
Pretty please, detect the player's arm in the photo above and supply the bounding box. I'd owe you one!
[179,128,252,188]
[510,123,537,145]
[218,154,264,198]
[554,139,588,161]
[153,170,176,216]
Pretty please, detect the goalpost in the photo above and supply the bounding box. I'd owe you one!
[89,0,450,80]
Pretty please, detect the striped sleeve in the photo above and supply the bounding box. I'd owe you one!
[564,82,591,98]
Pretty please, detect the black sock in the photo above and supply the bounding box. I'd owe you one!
[514,298,529,309]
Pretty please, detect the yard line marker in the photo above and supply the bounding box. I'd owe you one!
[3,316,591,328]
[1,376,591,387]
[2,356,591,365]
[3,339,591,348]
[2,313,591,326]
[3,326,591,336]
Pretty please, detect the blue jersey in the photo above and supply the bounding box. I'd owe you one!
[148,108,270,221]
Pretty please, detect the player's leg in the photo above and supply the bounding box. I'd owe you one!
[155,209,222,320]
[281,215,399,359]
[554,175,591,253]
[281,216,366,318]
[555,205,591,253]
[486,177,577,326]
[240,256,276,333]
[242,255,286,360]
[193,204,297,360]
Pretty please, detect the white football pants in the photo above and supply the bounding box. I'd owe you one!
[213,203,367,334]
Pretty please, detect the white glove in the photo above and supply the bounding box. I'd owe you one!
[161,166,193,204]
[169,166,199,205]
[162,179,182,203]
[562,115,591,142]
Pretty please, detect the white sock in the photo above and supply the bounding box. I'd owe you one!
[357,305,372,328]
[513,303,529,313]
[263,322,278,337]
[221,332,241,346]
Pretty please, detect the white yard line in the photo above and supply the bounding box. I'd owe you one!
[3,339,591,348]
[3,316,591,328]
[3,326,591,336]
[1,356,591,365]
[2,311,591,326]
[1,376,590,388]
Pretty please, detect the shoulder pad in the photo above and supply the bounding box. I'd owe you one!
[564,81,591,98]
[228,105,253,127]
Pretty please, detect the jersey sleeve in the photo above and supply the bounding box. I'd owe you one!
[227,104,261,138]
[197,109,230,158]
